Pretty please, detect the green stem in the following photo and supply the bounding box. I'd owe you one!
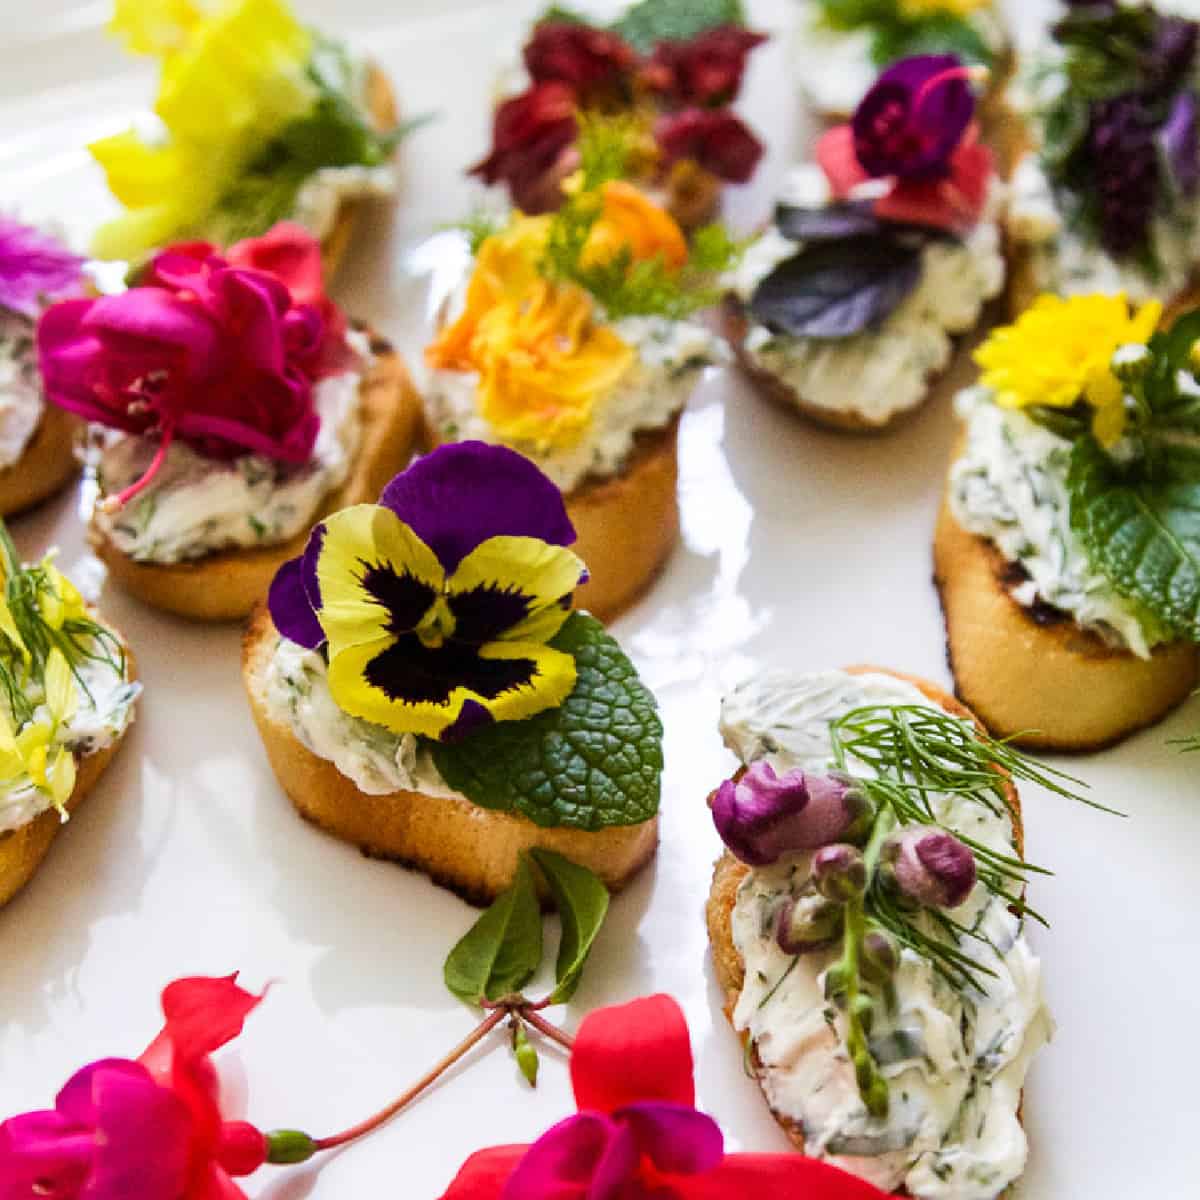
[840,896,888,1119]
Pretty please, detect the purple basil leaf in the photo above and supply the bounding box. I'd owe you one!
[749,235,923,339]
[774,202,884,243]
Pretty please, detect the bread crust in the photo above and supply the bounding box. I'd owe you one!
[705,666,1024,1175]
[91,342,423,623]
[934,492,1198,751]
[0,406,82,518]
[0,638,136,909]
[242,605,660,906]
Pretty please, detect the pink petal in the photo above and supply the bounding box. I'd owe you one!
[146,975,263,1066]
[680,1153,889,1198]
[0,218,84,318]
[184,1163,251,1200]
[0,1111,94,1199]
[439,1147,529,1200]
[816,126,869,198]
[615,1103,723,1177]
[227,223,325,309]
[500,1113,622,1200]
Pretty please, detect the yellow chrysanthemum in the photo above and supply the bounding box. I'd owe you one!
[90,0,315,260]
[975,293,1163,446]
[897,0,989,17]
[581,181,688,271]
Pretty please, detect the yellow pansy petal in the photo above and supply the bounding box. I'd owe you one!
[317,506,445,654]
[45,649,78,727]
[474,640,578,723]
[449,536,584,645]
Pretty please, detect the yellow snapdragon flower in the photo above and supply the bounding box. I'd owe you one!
[975,293,1163,446]
[898,0,990,17]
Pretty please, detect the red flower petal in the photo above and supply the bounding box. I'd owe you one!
[570,995,695,1114]
[679,1153,888,1198]
[227,222,325,309]
[816,125,869,198]
[151,975,264,1065]
[874,137,994,233]
[438,1146,529,1200]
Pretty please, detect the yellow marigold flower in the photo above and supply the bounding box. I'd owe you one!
[91,0,315,260]
[975,293,1163,446]
[582,181,688,271]
[898,0,989,17]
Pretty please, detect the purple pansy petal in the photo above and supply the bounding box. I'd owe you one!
[1161,91,1200,196]
[501,1112,621,1200]
[379,442,576,572]
[616,1101,724,1177]
[440,698,495,743]
[0,217,85,319]
[302,522,326,612]
[268,555,326,650]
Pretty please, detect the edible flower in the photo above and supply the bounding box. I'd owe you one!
[974,293,1163,445]
[268,442,586,742]
[654,108,765,184]
[643,27,769,108]
[439,994,886,1200]
[881,827,977,909]
[581,179,689,270]
[427,214,634,449]
[898,0,989,16]
[523,22,637,98]
[37,225,344,507]
[90,0,315,260]
[0,975,268,1200]
[0,218,85,320]
[816,55,993,233]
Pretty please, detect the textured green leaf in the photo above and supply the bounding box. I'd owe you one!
[1068,437,1200,640]
[443,857,543,1003]
[530,849,611,1003]
[870,14,991,68]
[432,613,663,831]
[611,0,746,54]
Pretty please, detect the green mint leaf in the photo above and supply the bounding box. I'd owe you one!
[431,613,663,831]
[611,0,746,54]
[512,1020,540,1086]
[536,4,591,25]
[814,0,895,32]
[530,849,611,1003]
[443,856,543,1003]
[870,14,991,69]
[1068,436,1200,641]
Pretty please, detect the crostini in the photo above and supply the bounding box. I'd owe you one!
[0,525,140,908]
[793,0,1009,123]
[88,0,409,275]
[0,219,86,516]
[427,140,734,618]
[937,293,1200,749]
[37,223,423,622]
[471,6,767,230]
[244,441,664,904]
[1005,0,1200,316]
[725,55,1004,432]
[707,665,1066,1197]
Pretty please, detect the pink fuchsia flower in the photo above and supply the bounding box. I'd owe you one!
[439,994,886,1200]
[0,218,84,320]
[654,108,764,183]
[643,26,768,108]
[0,975,268,1200]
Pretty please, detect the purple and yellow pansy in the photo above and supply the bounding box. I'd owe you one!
[268,442,588,741]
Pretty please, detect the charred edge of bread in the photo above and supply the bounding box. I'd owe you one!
[90,337,423,623]
[0,406,82,518]
[933,491,1198,752]
[321,63,400,278]
[241,604,660,906]
[0,637,137,910]
[705,666,1024,1176]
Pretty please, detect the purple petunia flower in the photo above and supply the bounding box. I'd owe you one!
[0,217,84,319]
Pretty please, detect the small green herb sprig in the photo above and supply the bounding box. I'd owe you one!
[815,0,992,70]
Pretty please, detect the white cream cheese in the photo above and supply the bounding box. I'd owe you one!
[263,636,459,800]
[0,642,141,834]
[732,169,1005,424]
[948,386,1162,657]
[424,314,719,493]
[721,669,1051,1200]
[0,312,45,470]
[93,334,370,564]
[1008,156,1200,304]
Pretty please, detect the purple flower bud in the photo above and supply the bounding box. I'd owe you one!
[776,889,844,955]
[712,763,875,866]
[812,843,868,903]
[882,828,977,909]
[861,929,900,984]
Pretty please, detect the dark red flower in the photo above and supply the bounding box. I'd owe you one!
[643,26,768,108]
[655,108,763,183]
[523,21,636,96]
[469,82,580,213]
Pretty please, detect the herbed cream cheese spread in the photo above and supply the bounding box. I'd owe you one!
[731,168,1005,424]
[92,332,370,564]
[0,644,141,834]
[720,669,1050,1200]
[0,312,45,471]
[948,386,1162,657]
[424,313,719,493]
[263,635,459,800]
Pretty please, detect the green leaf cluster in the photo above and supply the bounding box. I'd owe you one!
[814,0,992,69]
[443,849,610,1005]
[611,0,746,53]
[431,613,663,832]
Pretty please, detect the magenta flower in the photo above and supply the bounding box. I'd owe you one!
[882,827,977,909]
[0,218,84,319]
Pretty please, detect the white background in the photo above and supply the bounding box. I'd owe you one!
[0,1,1197,1196]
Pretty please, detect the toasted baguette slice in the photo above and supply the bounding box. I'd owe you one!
[934,494,1198,751]
[0,639,136,909]
[242,605,660,905]
[706,666,1023,1175]
[320,63,400,278]
[91,342,424,623]
[0,406,82,518]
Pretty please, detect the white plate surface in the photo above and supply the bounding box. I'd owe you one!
[0,2,1197,1196]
